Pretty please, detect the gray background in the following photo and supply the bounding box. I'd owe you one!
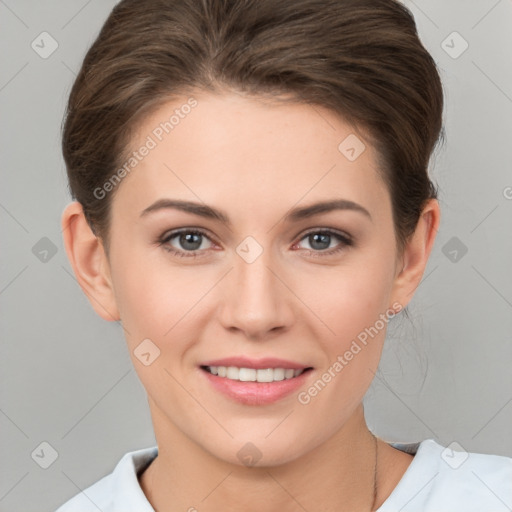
[1,1,511,511]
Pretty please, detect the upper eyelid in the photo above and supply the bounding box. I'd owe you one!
[298,227,352,240]
[161,227,218,245]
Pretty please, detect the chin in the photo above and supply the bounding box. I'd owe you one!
[202,431,315,469]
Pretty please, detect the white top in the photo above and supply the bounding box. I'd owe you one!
[55,439,512,511]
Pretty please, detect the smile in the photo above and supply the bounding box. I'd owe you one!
[202,365,308,382]
[200,362,314,405]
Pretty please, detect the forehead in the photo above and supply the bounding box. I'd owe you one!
[112,91,390,222]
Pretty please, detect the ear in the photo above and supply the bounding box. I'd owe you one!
[389,198,441,310]
[61,201,120,322]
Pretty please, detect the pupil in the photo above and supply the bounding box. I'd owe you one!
[181,233,201,250]
[310,233,330,250]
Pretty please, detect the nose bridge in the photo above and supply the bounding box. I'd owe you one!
[219,242,292,337]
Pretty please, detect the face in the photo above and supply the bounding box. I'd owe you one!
[103,91,406,466]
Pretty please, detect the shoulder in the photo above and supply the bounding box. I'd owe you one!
[378,439,512,512]
[55,446,158,512]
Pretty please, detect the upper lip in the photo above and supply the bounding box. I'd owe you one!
[200,356,311,370]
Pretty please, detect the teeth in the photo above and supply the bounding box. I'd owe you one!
[239,368,256,381]
[273,368,285,381]
[226,366,239,379]
[256,368,274,383]
[206,366,306,382]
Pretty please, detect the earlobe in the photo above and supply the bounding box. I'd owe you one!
[390,198,441,310]
[61,201,120,322]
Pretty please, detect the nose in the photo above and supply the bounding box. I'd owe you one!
[218,248,294,340]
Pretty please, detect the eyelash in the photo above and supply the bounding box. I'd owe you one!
[157,227,354,259]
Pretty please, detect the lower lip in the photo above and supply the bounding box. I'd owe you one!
[201,368,313,406]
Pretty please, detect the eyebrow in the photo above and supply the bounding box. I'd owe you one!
[140,198,372,224]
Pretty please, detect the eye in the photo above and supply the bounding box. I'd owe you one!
[158,228,215,258]
[157,227,353,259]
[293,229,353,257]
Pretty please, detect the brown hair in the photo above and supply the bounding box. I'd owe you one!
[62,0,444,262]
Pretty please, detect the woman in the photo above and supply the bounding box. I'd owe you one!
[56,0,512,510]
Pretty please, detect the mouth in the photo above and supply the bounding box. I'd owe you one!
[201,365,313,382]
[198,358,314,405]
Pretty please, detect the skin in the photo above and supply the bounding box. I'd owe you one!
[62,90,440,512]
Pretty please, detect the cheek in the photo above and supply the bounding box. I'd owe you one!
[304,258,395,346]
[299,274,393,414]
[301,263,394,411]
[111,251,212,349]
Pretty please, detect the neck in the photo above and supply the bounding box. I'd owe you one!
[141,403,382,512]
